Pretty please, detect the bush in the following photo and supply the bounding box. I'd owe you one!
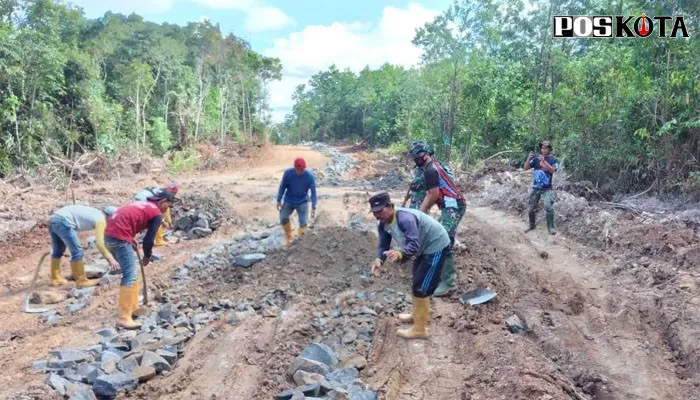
[168,147,199,173]
[148,119,173,156]
[386,141,408,156]
[0,147,12,178]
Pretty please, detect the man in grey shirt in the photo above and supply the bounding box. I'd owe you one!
[49,205,119,287]
[369,192,453,340]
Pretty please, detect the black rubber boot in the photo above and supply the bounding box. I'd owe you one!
[546,213,556,235]
[524,212,536,233]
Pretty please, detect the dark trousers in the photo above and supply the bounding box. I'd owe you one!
[412,246,452,298]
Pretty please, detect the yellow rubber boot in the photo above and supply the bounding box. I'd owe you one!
[117,285,141,330]
[398,296,416,323]
[50,258,69,286]
[397,297,430,339]
[70,260,99,288]
[155,225,166,246]
[298,226,307,237]
[131,279,149,318]
[282,222,294,245]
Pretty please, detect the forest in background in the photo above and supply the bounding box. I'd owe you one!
[3,0,700,196]
[279,0,700,194]
[0,0,281,176]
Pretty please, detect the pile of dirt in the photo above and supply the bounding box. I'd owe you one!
[7,384,62,400]
[171,192,235,239]
[31,152,162,186]
[193,142,259,171]
[0,215,46,265]
[468,167,700,388]
[0,213,40,244]
[132,225,409,399]
[471,168,700,270]
[467,159,514,181]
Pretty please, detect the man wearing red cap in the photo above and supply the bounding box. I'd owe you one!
[277,158,317,244]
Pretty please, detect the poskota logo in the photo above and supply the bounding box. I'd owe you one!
[553,14,689,38]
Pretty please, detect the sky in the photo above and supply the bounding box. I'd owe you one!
[68,0,453,122]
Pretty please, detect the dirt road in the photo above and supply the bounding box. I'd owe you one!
[1,145,697,399]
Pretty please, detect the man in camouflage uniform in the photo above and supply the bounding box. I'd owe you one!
[407,141,466,296]
[524,140,560,235]
[403,146,428,210]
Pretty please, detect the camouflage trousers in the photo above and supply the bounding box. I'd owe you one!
[440,203,466,247]
[409,194,425,210]
[433,202,465,296]
[528,189,554,216]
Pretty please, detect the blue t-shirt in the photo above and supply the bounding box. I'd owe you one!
[277,168,317,208]
[530,156,560,190]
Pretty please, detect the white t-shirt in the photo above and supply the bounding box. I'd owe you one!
[53,205,104,231]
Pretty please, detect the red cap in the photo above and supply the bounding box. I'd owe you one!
[166,183,179,194]
[294,158,306,170]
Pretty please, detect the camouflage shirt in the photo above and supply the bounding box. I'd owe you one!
[408,167,427,209]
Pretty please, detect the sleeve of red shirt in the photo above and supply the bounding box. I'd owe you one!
[141,204,163,259]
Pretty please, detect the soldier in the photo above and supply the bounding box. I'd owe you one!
[402,141,431,210]
[408,141,466,296]
[524,140,560,235]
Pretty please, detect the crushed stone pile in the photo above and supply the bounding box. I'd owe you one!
[34,210,410,399]
[303,142,355,186]
[171,192,232,239]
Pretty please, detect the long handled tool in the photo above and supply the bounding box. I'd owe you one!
[22,252,52,314]
[401,183,412,208]
[132,243,149,305]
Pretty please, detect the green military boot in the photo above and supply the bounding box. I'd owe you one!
[524,211,536,233]
[546,213,556,235]
[433,255,456,297]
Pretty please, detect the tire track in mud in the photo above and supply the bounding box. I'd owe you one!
[364,206,694,400]
[464,207,693,399]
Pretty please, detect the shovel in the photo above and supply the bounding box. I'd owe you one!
[459,287,497,306]
[22,252,52,314]
[132,243,149,306]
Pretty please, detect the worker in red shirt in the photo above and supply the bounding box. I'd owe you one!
[105,189,179,329]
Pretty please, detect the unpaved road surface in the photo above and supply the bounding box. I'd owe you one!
[1,145,698,399]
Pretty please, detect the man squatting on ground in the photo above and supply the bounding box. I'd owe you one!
[406,141,466,296]
[524,140,560,235]
[277,157,317,245]
[105,189,179,329]
[369,192,454,339]
[48,205,120,287]
[134,183,180,246]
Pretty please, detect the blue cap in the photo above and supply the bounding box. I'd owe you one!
[103,206,117,216]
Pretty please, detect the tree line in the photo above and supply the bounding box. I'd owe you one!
[279,0,700,194]
[0,0,281,177]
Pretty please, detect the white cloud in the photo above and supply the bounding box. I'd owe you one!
[245,6,295,32]
[193,0,293,32]
[265,2,439,122]
[71,0,294,33]
[69,0,176,15]
[191,0,255,10]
